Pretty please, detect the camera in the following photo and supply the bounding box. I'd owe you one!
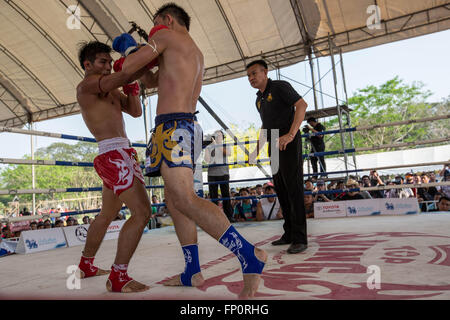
[302,126,310,134]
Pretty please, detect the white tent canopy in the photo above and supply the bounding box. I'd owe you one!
[0,0,449,127]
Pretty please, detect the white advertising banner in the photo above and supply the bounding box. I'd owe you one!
[64,220,126,247]
[64,220,149,247]
[314,202,347,219]
[380,198,420,215]
[15,228,67,254]
[345,199,382,217]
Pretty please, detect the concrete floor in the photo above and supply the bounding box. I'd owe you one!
[1,213,450,300]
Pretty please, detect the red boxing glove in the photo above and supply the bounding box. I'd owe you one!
[113,57,125,72]
[148,25,169,40]
[123,82,140,96]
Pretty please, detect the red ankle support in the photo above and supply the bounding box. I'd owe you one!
[108,265,133,292]
[78,256,99,278]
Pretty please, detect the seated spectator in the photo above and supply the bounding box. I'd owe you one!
[304,179,314,191]
[37,221,45,230]
[82,216,90,225]
[43,219,52,229]
[21,207,31,216]
[438,167,450,198]
[54,219,64,228]
[429,196,450,212]
[332,180,346,201]
[314,180,333,202]
[1,225,13,239]
[256,184,282,221]
[304,193,314,219]
[384,180,398,198]
[29,221,38,230]
[66,217,76,227]
[255,184,263,196]
[336,179,365,201]
[233,188,258,222]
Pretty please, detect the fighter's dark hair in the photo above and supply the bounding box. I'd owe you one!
[154,3,191,31]
[246,60,268,70]
[78,41,111,70]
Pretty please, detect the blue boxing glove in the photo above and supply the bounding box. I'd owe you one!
[113,33,139,56]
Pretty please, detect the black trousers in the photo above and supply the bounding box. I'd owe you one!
[208,174,233,220]
[311,155,326,176]
[270,132,307,244]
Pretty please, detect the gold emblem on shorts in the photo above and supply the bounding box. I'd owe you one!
[149,122,191,168]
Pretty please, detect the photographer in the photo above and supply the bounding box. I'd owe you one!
[305,117,326,177]
[204,130,233,221]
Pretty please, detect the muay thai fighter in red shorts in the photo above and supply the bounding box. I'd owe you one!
[75,41,152,293]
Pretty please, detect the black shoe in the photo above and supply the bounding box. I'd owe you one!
[287,243,308,254]
[271,238,291,246]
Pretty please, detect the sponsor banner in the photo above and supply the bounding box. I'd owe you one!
[380,198,420,215]
[64,220,126,247]
[345,199,381,217]
[314,202,347,219]
[1,239,18,256]
[15,228,67,254]
[64,220,148,247]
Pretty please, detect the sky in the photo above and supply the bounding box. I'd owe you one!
[0,29,449,161]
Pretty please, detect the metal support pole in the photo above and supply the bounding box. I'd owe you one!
[328,34,349,178]
[340,48,358,172]
[198,96,271,178]
[30,122,36,215]
[308,47,318,111]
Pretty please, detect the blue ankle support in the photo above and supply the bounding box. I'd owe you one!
[180,244,201,286]
[219,225,265,274]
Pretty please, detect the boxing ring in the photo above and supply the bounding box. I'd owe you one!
[1,113,450,300]
[1,213,450,300]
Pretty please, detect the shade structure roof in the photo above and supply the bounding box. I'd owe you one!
[0,0,449,127]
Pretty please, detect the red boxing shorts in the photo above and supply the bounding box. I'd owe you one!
[94,137,145,196]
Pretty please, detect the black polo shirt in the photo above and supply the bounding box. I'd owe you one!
[255,79,302,132]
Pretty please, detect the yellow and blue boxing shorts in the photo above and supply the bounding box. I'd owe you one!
[145,112,203,177]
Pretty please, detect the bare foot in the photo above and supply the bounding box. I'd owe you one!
[106,279,150,293]
[239,248,268,299]
[162,272,205,287]
[79,267,110,279]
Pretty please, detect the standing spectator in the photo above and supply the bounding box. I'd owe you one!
[30,221,38,230]
[204,130,233,222]
[306,117,326,177]
[247,59,308,254]
[256,184,282,221]
[37,222,45,230]
[249,188,258,198]
[66,217,75,227]
[418,173,438,212]
[367,170,385,198]
[233,188,258,222]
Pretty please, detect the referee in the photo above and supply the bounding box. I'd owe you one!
[247,60,308,254]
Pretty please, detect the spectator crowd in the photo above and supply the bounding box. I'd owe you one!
[2,165,449,240]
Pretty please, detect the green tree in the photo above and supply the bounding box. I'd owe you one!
[324,77,449,153]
